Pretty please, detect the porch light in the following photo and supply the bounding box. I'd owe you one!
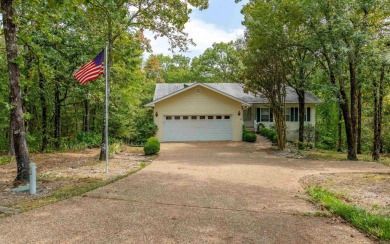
[155,112,158,117]
[238,111,241,116]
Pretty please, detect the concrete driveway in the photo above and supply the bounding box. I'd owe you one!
[0,137,388,243]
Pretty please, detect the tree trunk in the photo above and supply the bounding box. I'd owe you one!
[297,89,305,143]
[372,64,385,160]
[54,82,61,150]
[8,111,15,156]
[357,88,362,154]
[83,99,90,132]
[323,50,357,160]
[372,77,379,160]
[2,0,31,183]
[337,108,342,152]
[378,67,384,154]
[38,68,48,152]
[330,66,357,160]
[348,60,358,160]
[339,87,357,160]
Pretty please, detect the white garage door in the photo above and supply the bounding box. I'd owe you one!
[163,115,232,142]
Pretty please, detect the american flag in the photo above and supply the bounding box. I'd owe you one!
[74,50,104,85]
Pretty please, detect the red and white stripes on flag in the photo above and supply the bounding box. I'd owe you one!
[74,50,104,85]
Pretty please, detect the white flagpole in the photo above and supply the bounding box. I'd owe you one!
[105,45,109,173]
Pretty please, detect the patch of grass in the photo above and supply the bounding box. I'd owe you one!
[38,172,66,182]
[9,162,150,212]
[0,155,14,166]
[109,142,125,156]
[303,149,390,165]
[307,187,390,240]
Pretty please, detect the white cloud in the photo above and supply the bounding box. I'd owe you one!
[145,18,244,58]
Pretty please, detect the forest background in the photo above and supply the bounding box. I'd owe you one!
[1,0,389,165]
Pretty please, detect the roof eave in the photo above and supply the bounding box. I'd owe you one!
[145,82,250,107]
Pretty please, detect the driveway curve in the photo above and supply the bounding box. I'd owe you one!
[0,136,388,243]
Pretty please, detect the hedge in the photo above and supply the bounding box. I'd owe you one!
[259,127,278,143]
[243,132,257,142]
[144,137,160,155]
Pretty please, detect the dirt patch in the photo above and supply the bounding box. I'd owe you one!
[300,172,390,216]
[0,146,153,212]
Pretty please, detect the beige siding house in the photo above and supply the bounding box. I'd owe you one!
[146,83,321,142]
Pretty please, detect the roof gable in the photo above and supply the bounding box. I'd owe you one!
[145,83,251,107]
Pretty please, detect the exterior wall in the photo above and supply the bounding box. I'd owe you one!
[153,86,243,142]
[244,103,316,141]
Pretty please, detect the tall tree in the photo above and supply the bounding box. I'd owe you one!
[242,1,291,150]
[1,0,31,183]
[82,0,209,160]
[191,41,244,83]
[301,0,389,160]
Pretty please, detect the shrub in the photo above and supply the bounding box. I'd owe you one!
[109,142,124,156]
[304,124,316,142]
[242,125,247,140]
[76,132,101,148]
[298,141,305,150]
[306,142,314,149]
[318,135,335,149]
[259,127,278,143]
[257,123,265,131]
[382,133,390,153]
[144,137,160,155]
[243,132,257,142]
[272,134,278,144]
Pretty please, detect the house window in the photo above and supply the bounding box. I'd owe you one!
[191,116,197,120]
[286,107,311,122]
[200,116,206,120]
[174,116,180,120]
[216,116,222,119]
[261,108,269,122]
[289,107,299,122]
[257,108,273,122]
[285,108,291,121]
[166,116,172,120]
[183,116,189,120]
[224,115,231,119]
[306,107,311,122]
[208,116,213,119]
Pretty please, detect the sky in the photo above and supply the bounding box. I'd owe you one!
[145,0,248,59]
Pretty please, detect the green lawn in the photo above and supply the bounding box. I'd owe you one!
[307,187,390,240]
[302,149,390,166]
[0,155,14,166]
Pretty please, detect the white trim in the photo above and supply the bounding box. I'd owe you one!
[145,82,250,107]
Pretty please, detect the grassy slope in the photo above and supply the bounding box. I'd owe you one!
[308,187,390,240]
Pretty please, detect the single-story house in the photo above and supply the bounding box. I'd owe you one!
[145,82,321,142]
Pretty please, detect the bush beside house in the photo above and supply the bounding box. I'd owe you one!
[259,127,278,144]
[243,127,257,142]
[144,137,160,155]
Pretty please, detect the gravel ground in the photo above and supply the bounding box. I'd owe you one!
[0,136,389,243]
[301,172,390,216]
[0,147,151,208]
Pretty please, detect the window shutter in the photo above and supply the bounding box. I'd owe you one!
[257,108,260,122]
[307,107,311,122]
[295,108,299,121]
[270,108,273,122]
[290,107,293,122]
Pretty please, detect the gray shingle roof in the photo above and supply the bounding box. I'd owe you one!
[152,83,321,104]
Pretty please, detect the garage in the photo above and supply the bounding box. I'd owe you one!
[163,115,232,142]
[146,83,249,142]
